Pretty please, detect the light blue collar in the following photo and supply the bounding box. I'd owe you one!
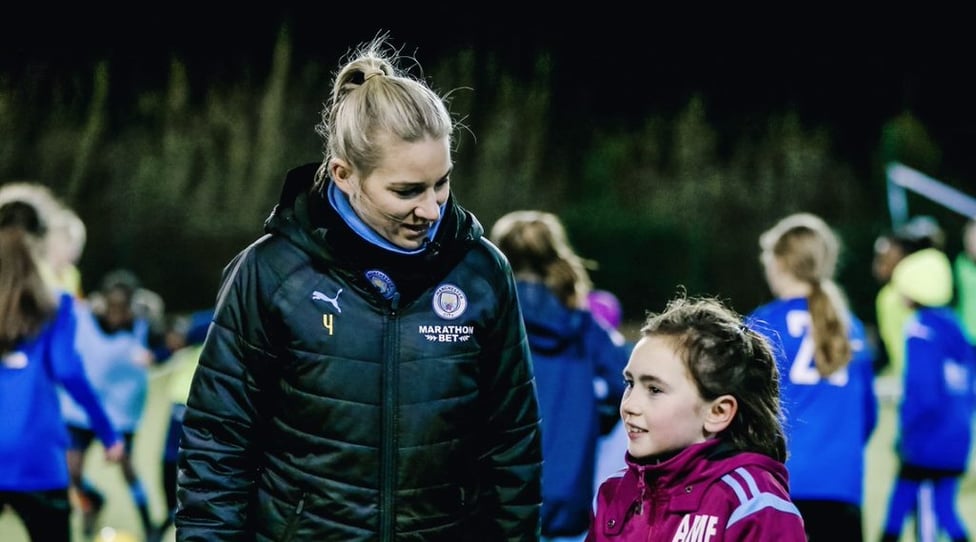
[327,182,444,255]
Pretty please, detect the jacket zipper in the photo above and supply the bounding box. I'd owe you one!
[636,466,647,516]
[380,294,400,541]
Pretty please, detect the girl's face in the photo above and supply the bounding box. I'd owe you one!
[621,335,712,458]
[46,230,82,268]
[333,135,452,250]
[872,239,904,283]
[101,288,135,331]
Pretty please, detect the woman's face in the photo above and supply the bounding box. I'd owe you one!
[620,335,711,458]
[333,136,452,250]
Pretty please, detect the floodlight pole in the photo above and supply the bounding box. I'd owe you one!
[885,161,976,230]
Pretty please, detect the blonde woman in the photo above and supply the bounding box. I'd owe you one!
[177,35,542,541]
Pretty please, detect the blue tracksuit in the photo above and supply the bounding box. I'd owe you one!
[59,301,151,433]
[880,306,975,541]
[898,307,975,471]
[748,297,878,506]
[0,292,119,491]
[517,280,630,537]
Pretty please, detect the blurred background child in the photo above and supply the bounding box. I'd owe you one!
[953,217,976,349]
[490,210,630,542]
[153,308,212,541]
[0,200,123,542]
[879,247,974,542]
[872,215,945,382]
[748,212,877,541]
[59,269,156,539]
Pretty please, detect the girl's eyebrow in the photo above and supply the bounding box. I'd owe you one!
[624,370,665,387]
[637,374,665,386]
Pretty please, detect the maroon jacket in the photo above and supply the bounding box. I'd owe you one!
[587,439,806,541]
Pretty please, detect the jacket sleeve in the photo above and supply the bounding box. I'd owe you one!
[49,293,120,448]
[176,250,278,541]
[899,319,940,444]
[477,265,543,540]
[724,506,808,541]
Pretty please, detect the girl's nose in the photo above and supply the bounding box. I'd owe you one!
[620,394,638,418]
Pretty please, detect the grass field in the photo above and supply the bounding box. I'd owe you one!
[2,371,974,541]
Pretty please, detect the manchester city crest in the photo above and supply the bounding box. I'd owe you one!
[365,269,397,300]
[432,284,467,320]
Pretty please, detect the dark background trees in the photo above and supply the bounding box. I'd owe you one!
[2,11,972,324]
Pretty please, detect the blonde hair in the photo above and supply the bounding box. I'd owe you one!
[760,213,851,376]
[0,181,84,262]
[0,182,60,222]
[314,34,454,187]
[489,210,592,309]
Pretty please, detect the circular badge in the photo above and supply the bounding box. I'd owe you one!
[432,284,467,320]
[365,269,398,300]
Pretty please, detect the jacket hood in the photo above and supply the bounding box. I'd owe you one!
[516,281,592,354]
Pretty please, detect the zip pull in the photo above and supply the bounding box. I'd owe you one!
[635,466,647,515]
[423,240,441,261]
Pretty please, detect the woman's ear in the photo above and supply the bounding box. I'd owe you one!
[330,158,355,195]
[703,394,737,435]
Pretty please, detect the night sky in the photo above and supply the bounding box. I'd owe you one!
[4,9,974,184]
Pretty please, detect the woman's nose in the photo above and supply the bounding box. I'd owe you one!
[415,190,441,221]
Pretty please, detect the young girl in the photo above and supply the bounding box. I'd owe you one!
[587,295,806,541]
[879,247,974,542]
[59,269,155,538]
[0,200,123,542]
[490,210,630,542]
[748,212,877,541]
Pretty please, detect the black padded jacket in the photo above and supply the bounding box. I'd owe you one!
[176,164,542,541]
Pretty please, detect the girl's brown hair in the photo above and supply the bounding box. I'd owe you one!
[489,210,592,309]
[0,201,56,354]
[641,295,787,462]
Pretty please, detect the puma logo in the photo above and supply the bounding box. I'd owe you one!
[312,289,342,313]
